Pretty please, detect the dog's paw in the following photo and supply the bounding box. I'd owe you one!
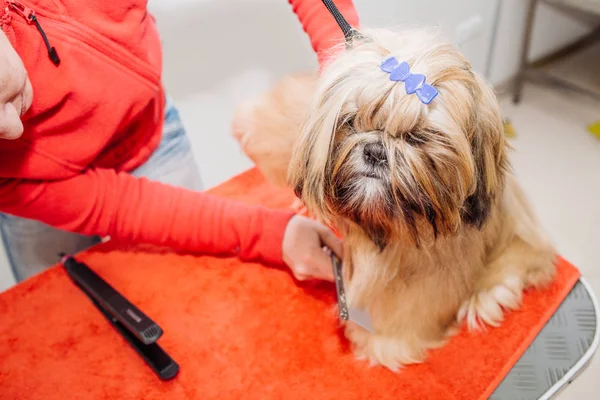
[347,326,427,372]
[524,261,556,290]
[362,336,428,372]
[458,274,523,330]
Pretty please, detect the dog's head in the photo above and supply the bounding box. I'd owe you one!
[289,28,508,250]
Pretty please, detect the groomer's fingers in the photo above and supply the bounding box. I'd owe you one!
[282,215,341,282]
[307,250,335,282]
[290,250,335,282]
[293,258,334,282]
[317,224,343,259]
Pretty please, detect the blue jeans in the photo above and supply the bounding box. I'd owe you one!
[0,97,203,283]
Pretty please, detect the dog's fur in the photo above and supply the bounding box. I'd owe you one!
[232,27,556,371]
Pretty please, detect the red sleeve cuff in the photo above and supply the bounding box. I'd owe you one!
[247,209,295,266]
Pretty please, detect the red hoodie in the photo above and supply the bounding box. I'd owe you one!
[0,0,358,264]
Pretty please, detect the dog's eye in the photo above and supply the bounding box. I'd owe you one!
[338,116,357,134]
[405,132,425,146]
[343,116,355,128]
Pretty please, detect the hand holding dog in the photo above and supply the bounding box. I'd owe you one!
[282,216,342,282]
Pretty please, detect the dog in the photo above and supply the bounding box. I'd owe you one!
[232,27,556,371]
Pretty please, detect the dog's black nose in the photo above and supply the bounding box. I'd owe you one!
[363,142,387,166]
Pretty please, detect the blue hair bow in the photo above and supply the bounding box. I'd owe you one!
[380,57,439,105]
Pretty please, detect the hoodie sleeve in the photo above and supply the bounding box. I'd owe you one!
[0,169,294,265]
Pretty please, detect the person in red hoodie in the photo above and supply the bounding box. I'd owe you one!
[0,0,358,284]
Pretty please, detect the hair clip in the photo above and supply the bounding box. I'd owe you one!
[380,57,438,105]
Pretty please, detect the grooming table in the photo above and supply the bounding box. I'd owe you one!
[492,278,598,399]
[0,168,597,400]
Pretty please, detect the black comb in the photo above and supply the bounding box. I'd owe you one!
[59,253,179,380]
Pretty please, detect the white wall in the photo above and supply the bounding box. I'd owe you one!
[0,0,596,292]
[152,0,501,96]
[354,0,500,75]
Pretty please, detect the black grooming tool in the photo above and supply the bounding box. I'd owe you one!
[321,0,363,44]
[59,253,179,380]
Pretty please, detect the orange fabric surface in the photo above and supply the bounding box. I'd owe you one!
[0,168,581,400]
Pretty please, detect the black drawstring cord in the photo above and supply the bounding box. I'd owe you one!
[29,15,60,66]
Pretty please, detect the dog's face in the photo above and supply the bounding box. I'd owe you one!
[289,28,508,249]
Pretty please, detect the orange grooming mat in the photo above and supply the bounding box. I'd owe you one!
[0,168,580,400]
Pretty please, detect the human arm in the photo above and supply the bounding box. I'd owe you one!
[0,168,292,265]
[0,168,342,279]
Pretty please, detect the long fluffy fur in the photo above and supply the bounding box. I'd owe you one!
[232,27,556,371]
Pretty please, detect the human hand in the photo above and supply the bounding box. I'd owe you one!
[282,215,343,282]
[0,29,33,140]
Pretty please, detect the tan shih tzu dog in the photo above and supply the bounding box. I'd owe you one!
[232,26,556,371]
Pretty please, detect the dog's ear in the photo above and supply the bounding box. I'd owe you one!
[289,151,309,200]
[288,73,346,223]
[461,74,508,229]
[287,109,332,221]
[288,120,310,199]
